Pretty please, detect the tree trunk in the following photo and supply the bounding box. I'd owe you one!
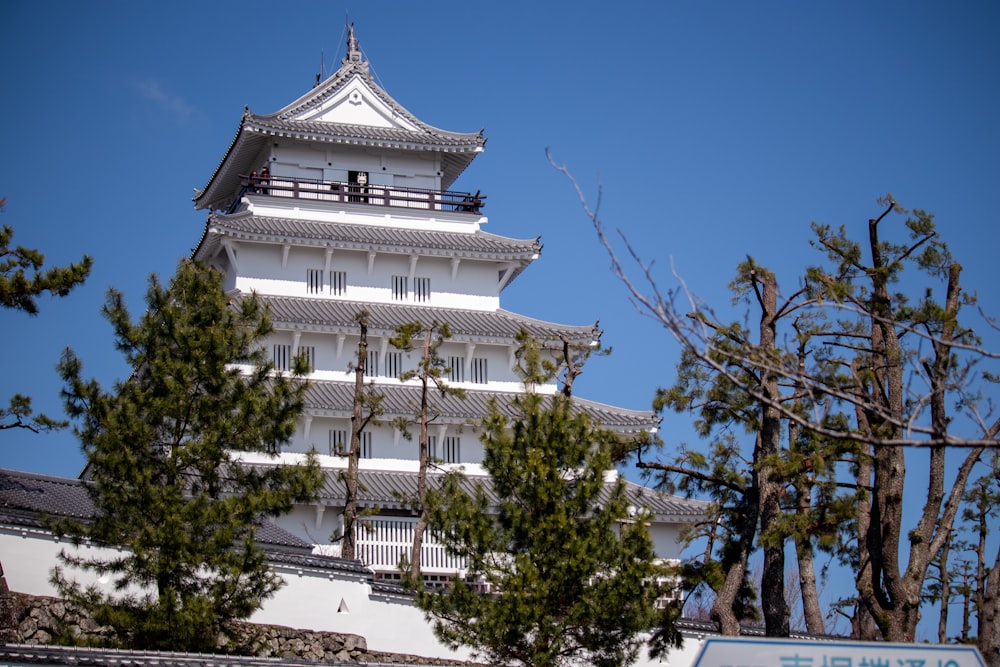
[979,541,1000,667]
[756,270,789,637]
[710,527,754,636]
[341,319,368,561]
[409,327,434,582]
[794,513,826,635]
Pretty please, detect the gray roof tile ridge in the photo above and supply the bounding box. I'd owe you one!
[211,212,540,247]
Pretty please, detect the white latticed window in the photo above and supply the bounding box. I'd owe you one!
[448,356,465,383]
[361,431,373,458]
[391,275,407,301]
[414,277,431,302]
[443,436,460,464]
[329,270,347,296]
[385,351,402,378]
[307,268,324,294]
[470,357,488,384]
[366,350,379,377]
[427,435,438,460]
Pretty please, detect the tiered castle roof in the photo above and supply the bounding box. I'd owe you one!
[194,25,486,212]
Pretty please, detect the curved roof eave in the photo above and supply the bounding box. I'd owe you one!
[193,112,269,211]
[304,380,658,434]
[200,211,540,257]
[253,294,600,344]
[304,467,707,522]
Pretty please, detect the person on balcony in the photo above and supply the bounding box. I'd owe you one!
[259,166,270,195]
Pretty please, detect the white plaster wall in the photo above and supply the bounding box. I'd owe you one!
[267,143,439,191]
[649,523,688,562]
[284,417,482,466]
[1,527,142,598]
[1,524,703,666]
[231,242,501,310]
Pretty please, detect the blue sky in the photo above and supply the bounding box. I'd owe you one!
[2,0,999,634]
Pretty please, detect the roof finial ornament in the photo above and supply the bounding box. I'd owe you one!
[344,22,363,64]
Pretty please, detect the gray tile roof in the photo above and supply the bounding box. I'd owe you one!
[0,644,463,667]
[0,645,352,667]
[293,468,707,524]
[303,380,658,433]
[195,211,540,263]
[247,118,484,150]
[0,469,334,559]
[257,294,598,344]
[195,39,484,211]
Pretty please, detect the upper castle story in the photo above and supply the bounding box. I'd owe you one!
[194,24,487,228]
[191,26,547,313]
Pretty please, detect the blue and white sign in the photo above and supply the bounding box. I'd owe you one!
[692,637,986,667]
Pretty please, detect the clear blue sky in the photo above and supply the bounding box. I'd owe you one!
[2,1,999,633]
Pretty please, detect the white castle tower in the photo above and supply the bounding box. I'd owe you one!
[192,26,702,582]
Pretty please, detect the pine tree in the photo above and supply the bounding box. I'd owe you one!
[416,345,679,667]
[339,310,383,561]
[0,198,92,432]
[51,259,322,652]
[389,320,464,581]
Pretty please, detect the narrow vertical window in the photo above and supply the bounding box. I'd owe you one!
[427,435,438,461]
[448,356,465,383]
[330,270,347,296]
[391,275,408,301]
[298,346,316,372]
[307,268,324,294]
[443,437,461,464]
[273,344,292,371]
[329,429,348,456]
[470,357,488,384]
[361,432,373,459]
[366,350,379,377]
[385,351,402,378]
[414,277,431,302]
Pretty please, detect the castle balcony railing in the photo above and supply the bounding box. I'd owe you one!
[234,175,485,215]
[356,515,466,575]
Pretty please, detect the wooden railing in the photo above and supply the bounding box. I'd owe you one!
[356,516,465,574]
[236,175,485,214]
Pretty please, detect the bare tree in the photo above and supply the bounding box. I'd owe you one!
[549,151,1000,651]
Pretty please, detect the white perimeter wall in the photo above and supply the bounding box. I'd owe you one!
[0,524,704,666]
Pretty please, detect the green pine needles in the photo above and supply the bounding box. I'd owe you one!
[417,342,680,667]
[51,259,322,652]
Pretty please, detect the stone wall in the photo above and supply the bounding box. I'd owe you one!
[2,587,479,666]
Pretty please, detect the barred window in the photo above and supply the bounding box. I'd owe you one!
[385,351,403,378]
[329,270,347,296]
[448,356,465,383]
[427,435,438,461]
[391,275,408,301]
[330,430,372,458]
[275,345,315,372]
[298,346,316,372]
[443,437,461,464]
[366,350,379,377]
[273,344,292,371]
[329,429,348,456]
[470,357,488,384]
[414,277,431,302]
[307,269,324,294]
